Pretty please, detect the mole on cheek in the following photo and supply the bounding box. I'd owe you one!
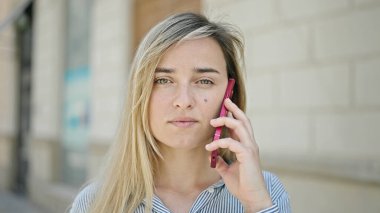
[204,98,208,103]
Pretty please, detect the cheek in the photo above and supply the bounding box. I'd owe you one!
[202,96,224,118]
[150,90,171,107]
[149,92,166,122]
[149,90,174,122]
[149,93,168,139]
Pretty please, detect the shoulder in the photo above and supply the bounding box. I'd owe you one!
[69,182,98,213]
[262,171,291,205]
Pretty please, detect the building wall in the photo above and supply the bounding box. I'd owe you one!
[29,0,133,211]
[87,0,133,179]
[203,0,380,212]
[0,0,18,190]
[29,0,68,211]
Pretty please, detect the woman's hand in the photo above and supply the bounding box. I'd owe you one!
[205,98,273,212]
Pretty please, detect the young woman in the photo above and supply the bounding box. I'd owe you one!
[70,12,291,213]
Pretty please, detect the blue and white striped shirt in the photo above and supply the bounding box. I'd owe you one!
[70,171,291,213]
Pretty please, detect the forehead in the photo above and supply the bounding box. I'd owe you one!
[157,37,227,74]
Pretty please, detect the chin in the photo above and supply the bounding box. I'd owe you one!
[160,137,209,150]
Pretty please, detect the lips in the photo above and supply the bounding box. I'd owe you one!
[168,117,198,128]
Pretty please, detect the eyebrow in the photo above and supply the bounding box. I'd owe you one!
[155,67,221,74]
[194,67,220,74]
[155,67,174,73]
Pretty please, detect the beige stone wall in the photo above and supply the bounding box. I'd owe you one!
[0,0,19,190]
[87,0,133,179]
[203,0,380,212]
[31,0,66,140]
[29,0,68,211]
[30,0,66,179]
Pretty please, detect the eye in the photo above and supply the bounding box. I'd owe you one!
[154,78,172,84]
[198,79,214,85]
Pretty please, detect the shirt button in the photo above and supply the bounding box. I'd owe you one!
[207,188,215,193]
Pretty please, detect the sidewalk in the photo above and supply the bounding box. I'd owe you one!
[0,190,48,213]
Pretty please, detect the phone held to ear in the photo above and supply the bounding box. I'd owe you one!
[210,79,235,168]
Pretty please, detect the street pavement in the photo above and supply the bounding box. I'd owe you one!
[0,190,48,213]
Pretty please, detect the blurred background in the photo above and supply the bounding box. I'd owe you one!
[1,0,380,212]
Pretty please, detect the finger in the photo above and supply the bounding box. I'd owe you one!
[224,99,254,138]
[227,111,234,118]
[210,117,253,147]
[206,138,246,155]
[206,138,258,162]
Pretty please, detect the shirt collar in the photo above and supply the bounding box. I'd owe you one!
[209,178,225,189]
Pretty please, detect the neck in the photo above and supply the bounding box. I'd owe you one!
[155,145,220,193]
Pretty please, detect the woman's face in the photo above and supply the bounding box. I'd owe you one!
[148,37,229,150]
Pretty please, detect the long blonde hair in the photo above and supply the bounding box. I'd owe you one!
[90,12,246,213]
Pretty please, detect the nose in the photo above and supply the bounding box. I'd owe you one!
[173,84,195,110]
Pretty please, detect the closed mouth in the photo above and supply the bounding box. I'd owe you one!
[168,118,198,128]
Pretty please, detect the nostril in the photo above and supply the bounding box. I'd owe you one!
[173,86,195,109]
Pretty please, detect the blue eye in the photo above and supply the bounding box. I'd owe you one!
[154,78,171,84]
[198,79,214,84]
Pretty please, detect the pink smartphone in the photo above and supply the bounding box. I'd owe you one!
[210,78,235,168]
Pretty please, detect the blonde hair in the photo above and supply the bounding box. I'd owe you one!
[90,12,246,213]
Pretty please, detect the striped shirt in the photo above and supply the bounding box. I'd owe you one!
[70,171,291,213]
